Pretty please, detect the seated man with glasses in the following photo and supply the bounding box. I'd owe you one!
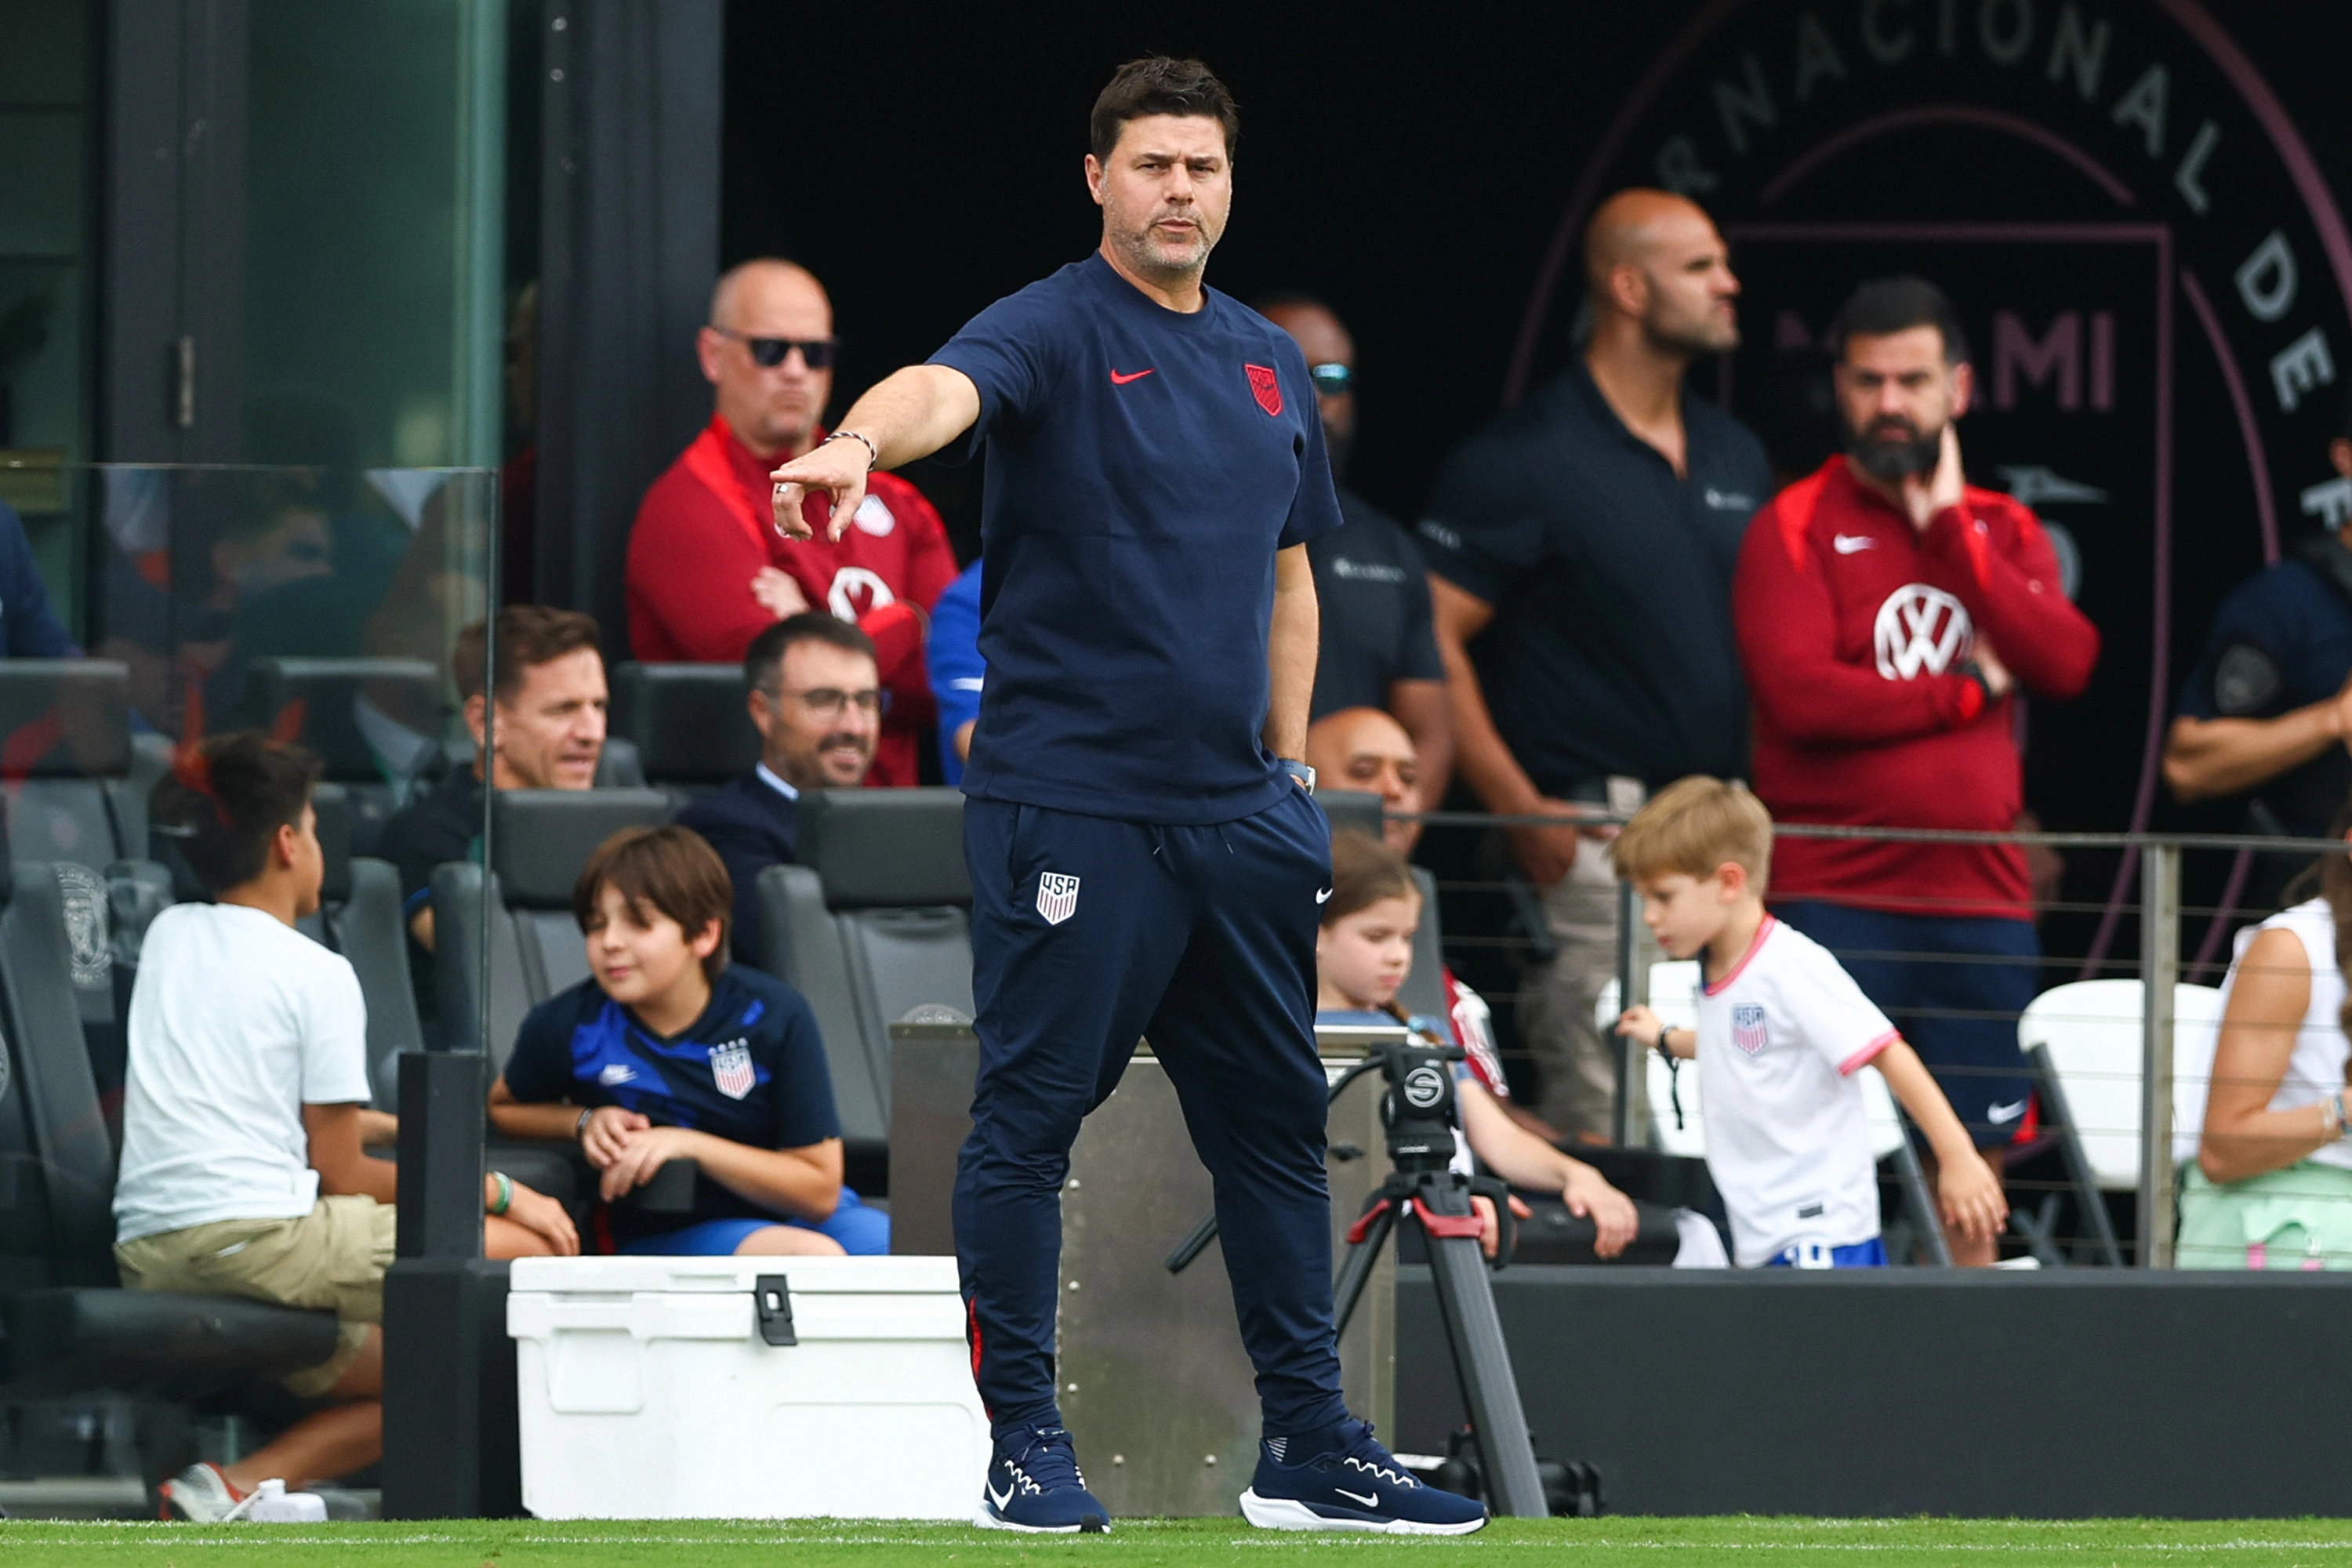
[676,612,881,963]
[1255,293,1454,810]
[626,257,955,786]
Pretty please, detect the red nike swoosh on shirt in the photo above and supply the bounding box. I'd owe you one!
[1109,368,1155,384]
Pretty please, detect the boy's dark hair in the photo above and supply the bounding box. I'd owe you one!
[743,611,878,694]
[150,731,323,895]
[1828,275,1971,366]
[1090,56,1239,165]
[451,604,602,704]
[1323,829,1420,927]
[573,825,734,982]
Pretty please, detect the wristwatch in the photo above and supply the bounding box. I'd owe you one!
[1279,759,1316,794]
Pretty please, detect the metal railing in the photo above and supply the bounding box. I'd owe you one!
[1376,806,2352,1269]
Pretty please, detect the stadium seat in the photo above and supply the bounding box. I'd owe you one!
[0,821,338,1397]
[608,662,760,801]
[432,788,671,1069]
[240,656,446,855]
[2018,980,2226,1192]
[757,788,971,1189]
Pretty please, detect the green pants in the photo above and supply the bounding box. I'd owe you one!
[2176,1161,2352,1270]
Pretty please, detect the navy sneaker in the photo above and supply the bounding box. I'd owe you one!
[1240,1419,1488,1534]
[975,1425,1109,1534]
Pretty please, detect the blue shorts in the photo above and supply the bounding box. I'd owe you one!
[618,1189,891,1257]
[1766,1236,1888,1269]
[1773,902,2038,1149]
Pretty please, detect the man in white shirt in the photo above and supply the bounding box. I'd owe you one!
[114,732,577,1519]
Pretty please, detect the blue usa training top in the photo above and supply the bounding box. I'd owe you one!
[928,252,1345,825]
[503,966,840,1246]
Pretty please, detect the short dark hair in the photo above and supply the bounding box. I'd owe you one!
[573,825,735,982]
[452,604,603,703]
[1090,56,1239,165]
[742,612,878,694]
[1828,276,1970,365]
[150,731,324,895]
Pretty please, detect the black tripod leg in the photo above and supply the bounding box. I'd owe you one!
[1332,1205,1396,1338]
[1424,1230,1549,1518]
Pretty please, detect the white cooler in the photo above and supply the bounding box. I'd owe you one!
[507,1254,987,1519]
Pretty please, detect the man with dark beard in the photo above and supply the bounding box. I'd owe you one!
[1419,189,1771,1141]
[1733,275,2099,1265]
[1259,296,1453,806]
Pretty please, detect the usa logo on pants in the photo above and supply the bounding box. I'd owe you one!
[1036,872,1080,925]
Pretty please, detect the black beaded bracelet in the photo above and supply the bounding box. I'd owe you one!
[822,430,879,472]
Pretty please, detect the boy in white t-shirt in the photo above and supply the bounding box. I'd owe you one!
[114,732,579,1519]
[1612,777,2005,1268]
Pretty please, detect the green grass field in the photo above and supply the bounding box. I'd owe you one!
[5,1517,2352,1566]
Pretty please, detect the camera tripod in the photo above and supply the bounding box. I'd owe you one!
[1166,1031,1551,1519]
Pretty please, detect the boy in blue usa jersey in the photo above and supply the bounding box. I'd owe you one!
[490,825,887,1255]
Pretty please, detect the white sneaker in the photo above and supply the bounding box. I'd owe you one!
[159,1462,245,1522]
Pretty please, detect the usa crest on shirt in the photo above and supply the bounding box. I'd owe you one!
[710,1039,757,1100]
[1732,1004,1769,1057]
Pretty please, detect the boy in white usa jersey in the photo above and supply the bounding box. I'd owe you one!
[1613,777,2005,1267]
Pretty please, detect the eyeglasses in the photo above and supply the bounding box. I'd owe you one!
[710,326,839,369]
[764,684,883,720]
[1308,361,1352,396]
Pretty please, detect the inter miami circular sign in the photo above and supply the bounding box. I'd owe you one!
[1519,0,2352,947]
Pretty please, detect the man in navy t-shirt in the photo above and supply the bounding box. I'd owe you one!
[768,56,1483,1539]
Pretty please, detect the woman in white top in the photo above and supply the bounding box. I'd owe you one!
[2180,825,2352,1269]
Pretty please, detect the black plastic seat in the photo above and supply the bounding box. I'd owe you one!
[240,656,447,857]
[757,789,971,1187]
[433,789,673,1069]
[608,662,760,804]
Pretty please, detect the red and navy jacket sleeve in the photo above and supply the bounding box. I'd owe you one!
[1920,491,2099,702]
[1733,475,1987,744]
[625,461,782,662]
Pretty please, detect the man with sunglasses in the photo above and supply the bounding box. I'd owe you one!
[1258,294,1452,809]
[677,612,880,963]
[626,258,956,786]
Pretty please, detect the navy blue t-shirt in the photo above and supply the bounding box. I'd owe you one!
[927,252,1345,825]
[503,967,840,1245]
[2176,553,2352,837]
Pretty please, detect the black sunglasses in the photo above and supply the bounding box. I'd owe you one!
[1308,361,1352,396]
[710,326,839,369]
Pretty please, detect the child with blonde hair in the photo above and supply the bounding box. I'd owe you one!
[1613,777,2005,1267]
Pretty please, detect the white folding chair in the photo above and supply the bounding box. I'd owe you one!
[2015,978,2225,1265]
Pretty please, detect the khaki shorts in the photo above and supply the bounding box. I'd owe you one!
[115,1194,394,1398]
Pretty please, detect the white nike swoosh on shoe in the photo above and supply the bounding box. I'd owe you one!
[1986,1098,2028,1124]
[1336,1488,1381,1508]
[1833,533,1876,554]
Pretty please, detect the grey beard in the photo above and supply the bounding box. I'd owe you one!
[1850,426,1940,481]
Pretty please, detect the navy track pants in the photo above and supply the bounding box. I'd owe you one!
[953,788,1348,1442]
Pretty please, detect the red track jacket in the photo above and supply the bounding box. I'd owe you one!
[1733,459,2099,920]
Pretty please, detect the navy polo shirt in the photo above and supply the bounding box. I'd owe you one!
[1417,361,1771,795]
[2177,550,2352,837]
[503,966,840,1246]
[928,252,1345,825]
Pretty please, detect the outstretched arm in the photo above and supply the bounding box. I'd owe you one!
[768,365,981,541]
